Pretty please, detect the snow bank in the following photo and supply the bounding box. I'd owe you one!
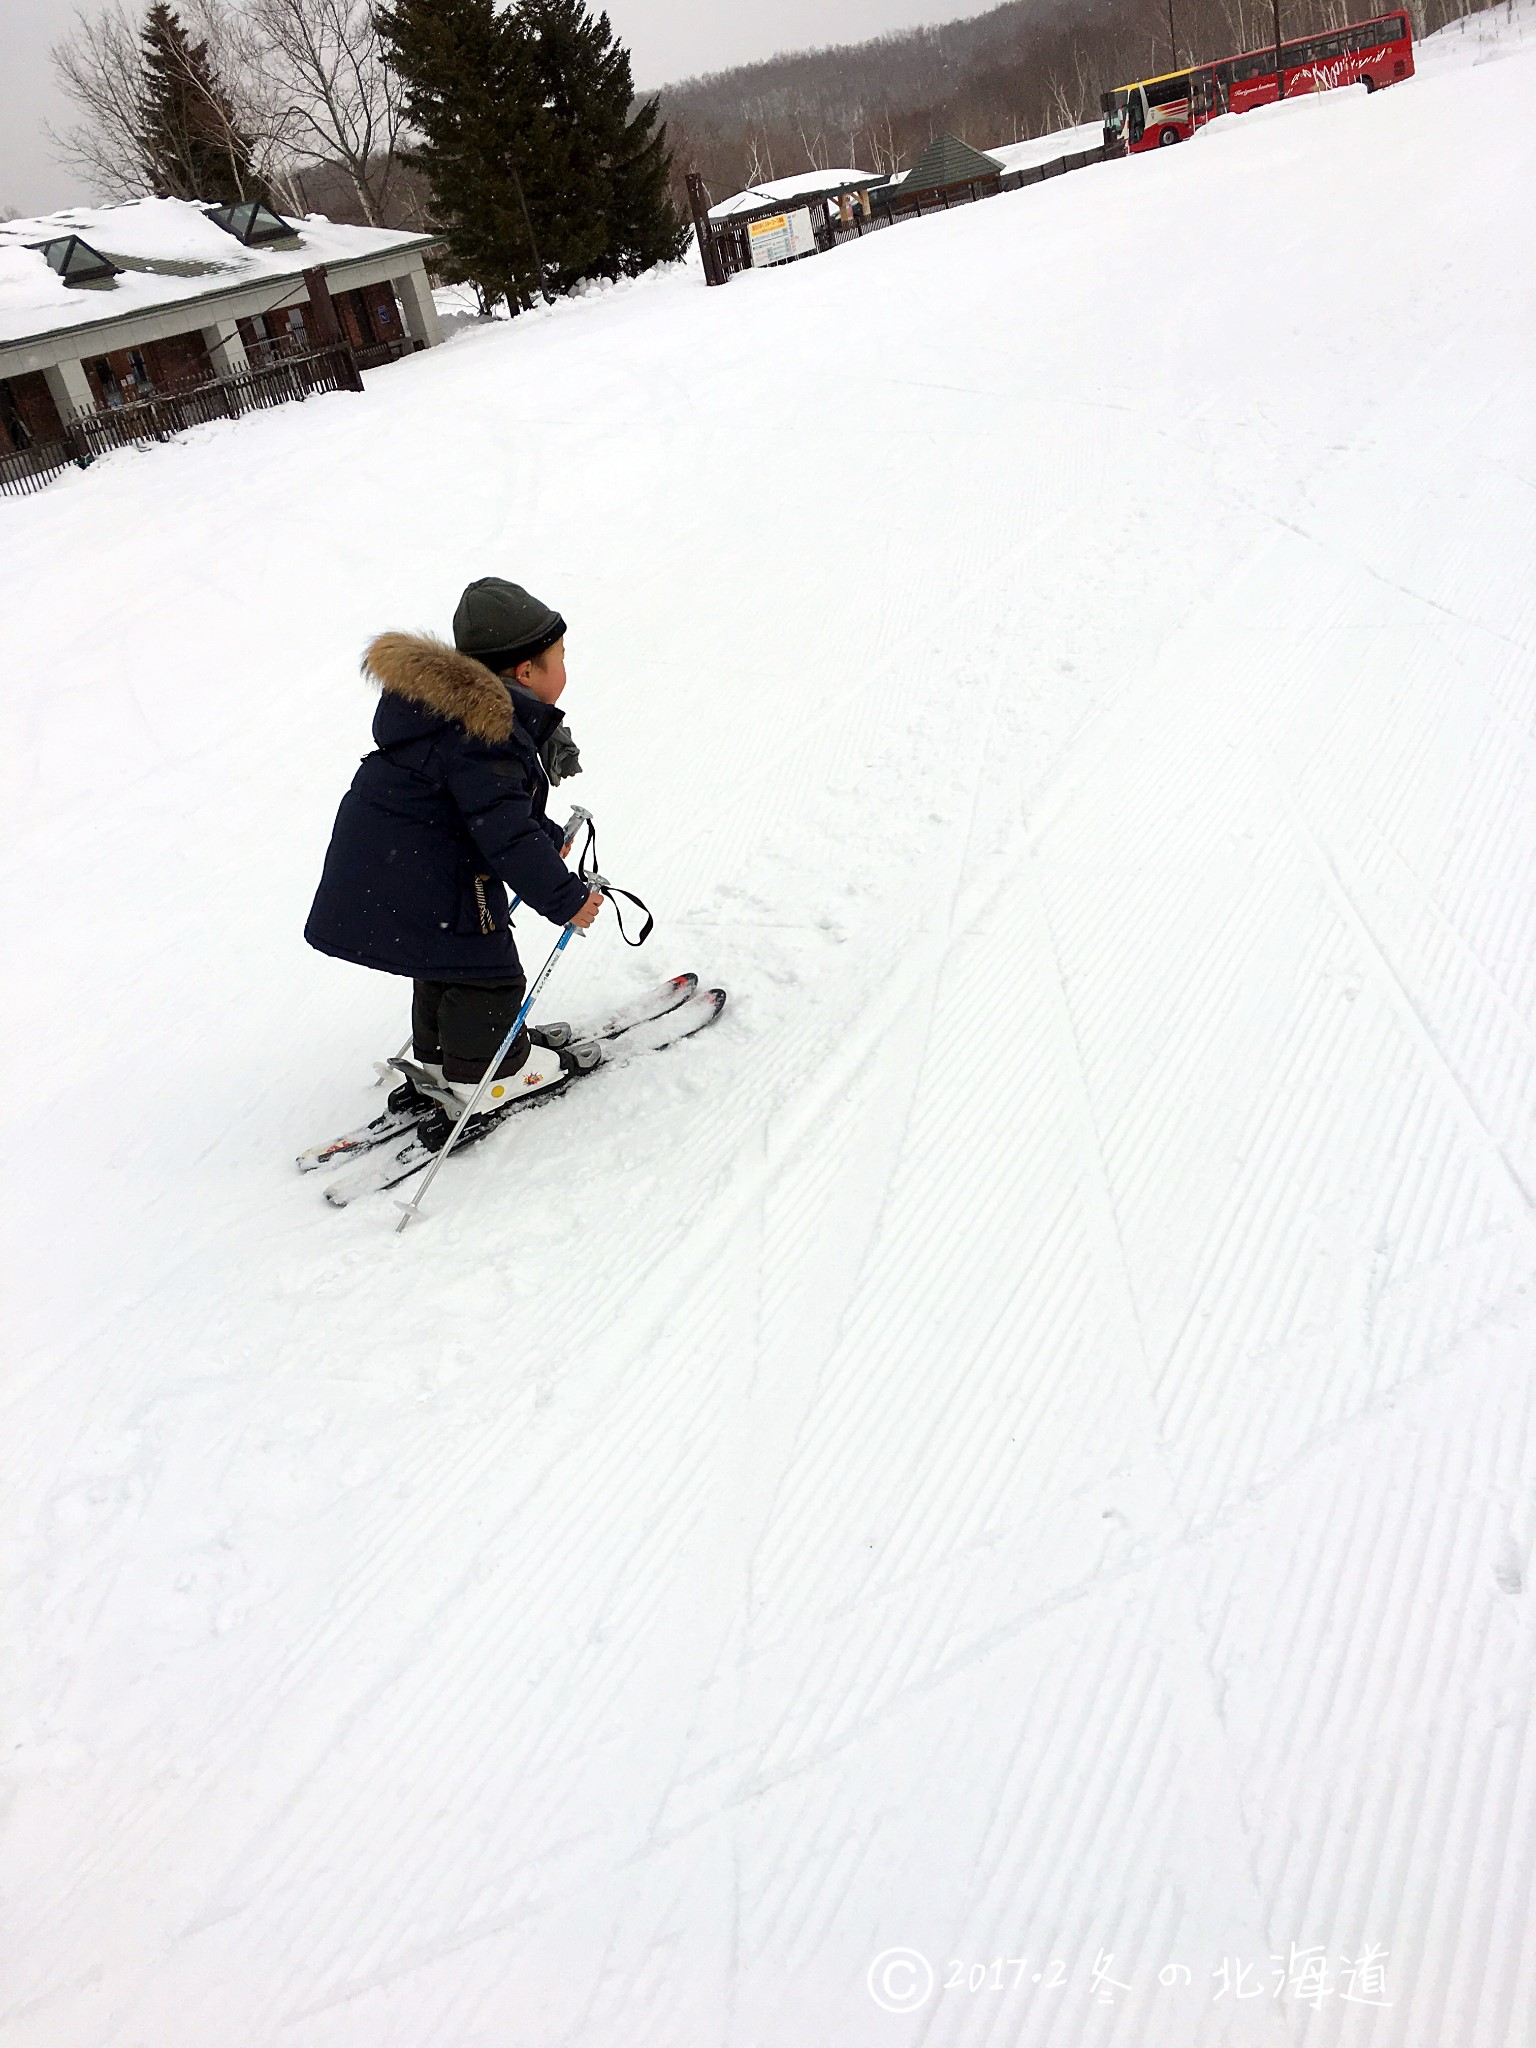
[3,13,1534,2047]
[987,118,1103,170]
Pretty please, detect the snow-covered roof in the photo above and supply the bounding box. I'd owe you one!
[0,197,435,350]
[891,133,1005,195]
[708,169,880,221]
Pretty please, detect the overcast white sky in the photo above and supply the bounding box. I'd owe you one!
[1,0,980,218]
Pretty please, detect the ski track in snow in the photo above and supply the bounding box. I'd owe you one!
[3,13,1535,2045]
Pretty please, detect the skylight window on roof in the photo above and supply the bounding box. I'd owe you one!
[204,201,299,247]
[31,236,121,288]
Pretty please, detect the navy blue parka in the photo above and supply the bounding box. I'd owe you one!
[305,632,588,981]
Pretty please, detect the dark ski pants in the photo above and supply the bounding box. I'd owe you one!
[412,977,529,1082]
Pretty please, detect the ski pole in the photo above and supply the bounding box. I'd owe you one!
[394,922,578,1233]
[378,807,596,1079]
[506,807,593,911]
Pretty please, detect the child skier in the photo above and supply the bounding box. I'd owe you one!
[305,577,603,1144]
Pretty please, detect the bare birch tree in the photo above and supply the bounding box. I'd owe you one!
[237,0,405,226]
[744,132,776,185]
[794,119,828,171]
[51,0,301,207]
[1044,44,1095,128]
[50,2,159,196]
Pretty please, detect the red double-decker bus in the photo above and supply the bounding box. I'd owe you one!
[1102,11,1414,153]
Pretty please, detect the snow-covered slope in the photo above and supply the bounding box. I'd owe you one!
[4,15,1534,2045]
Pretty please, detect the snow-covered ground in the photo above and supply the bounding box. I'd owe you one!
[4,13,1534,2045]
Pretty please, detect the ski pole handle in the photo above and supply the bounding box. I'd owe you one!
[570,881,606,937]
[504,809,593,924]
[561,804,592,855]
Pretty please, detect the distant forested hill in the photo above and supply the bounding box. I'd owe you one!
[654,0,1456,202]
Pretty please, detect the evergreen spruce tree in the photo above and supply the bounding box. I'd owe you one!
[375,0,549,313]
[514,0,686,289]
[139,4,266,204]
[601,64,690,277]
[377,0,684,312]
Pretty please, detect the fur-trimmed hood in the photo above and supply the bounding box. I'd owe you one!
[363,632,514,745]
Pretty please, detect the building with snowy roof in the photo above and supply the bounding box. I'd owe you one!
[0,197,441,476]
[696,167,888,276]
[876,134,1007,214]
[705,168,885,227]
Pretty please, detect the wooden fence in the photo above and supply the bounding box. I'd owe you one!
[0,343,367,501]
[355,336,425,373]
[692,142,1111,284]
[0,438,76,499]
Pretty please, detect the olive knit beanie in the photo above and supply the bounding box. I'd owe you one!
[453,577,566,671]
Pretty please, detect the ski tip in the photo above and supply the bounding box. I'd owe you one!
[297,1144,351,1173]
[296,1137,368,1173]
[674,987,727,1039]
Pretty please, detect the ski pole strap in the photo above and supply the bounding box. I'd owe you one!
[567,812,653,948]
[566,809,597,873]
[592,877,653,948]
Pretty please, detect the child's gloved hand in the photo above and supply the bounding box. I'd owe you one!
[570,888,605,931]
